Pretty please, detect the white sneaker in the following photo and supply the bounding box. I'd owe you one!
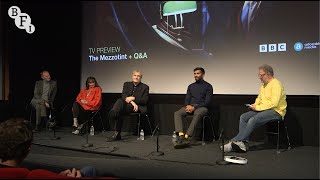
[232,141,248,153]
[72,129,79,135]
[77,124,83,130]
[221,141,233,153]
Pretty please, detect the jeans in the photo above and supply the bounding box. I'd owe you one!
[80,166,96,177]
[232,110,282,142]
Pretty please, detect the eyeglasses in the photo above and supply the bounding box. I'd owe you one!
[258,73,266,77]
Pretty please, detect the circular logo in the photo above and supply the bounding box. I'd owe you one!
[8,6,21,19]
[294,42,303,52]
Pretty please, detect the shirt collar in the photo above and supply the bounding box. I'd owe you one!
[195,80,204,84]
[132,82,140,87]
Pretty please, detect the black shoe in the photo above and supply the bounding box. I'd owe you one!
[106,132,121,142]
[174,136,190,149]
[71,124,83,135]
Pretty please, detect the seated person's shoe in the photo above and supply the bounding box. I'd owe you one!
[71,125,78,134]
[220,141,233,153]
[71,124,83,135]
[174,136,190,149]
[72,129,80,135]
[184,137,191,145]
[231,141,248,153]
[106,132,121,142]
[77,124,84,130]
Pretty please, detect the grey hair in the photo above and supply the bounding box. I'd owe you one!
[259,64,274,76]
[132,70,143,78]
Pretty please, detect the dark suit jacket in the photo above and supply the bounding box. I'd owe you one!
[121,81,149,114]
[31,80,57,108]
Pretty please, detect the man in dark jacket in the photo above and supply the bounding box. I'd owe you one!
[107,70,149,141]
[30,70,57,132]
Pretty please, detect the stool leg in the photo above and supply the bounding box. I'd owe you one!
[284,123,291,150]
[208,117,215,141]
[277,121,280,154]
[145,115,153,137]
[98,113,105,132]
[202,117,205,145]
[137,114,141,140]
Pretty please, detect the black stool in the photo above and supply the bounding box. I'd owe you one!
[186,114,216,145]
[266,117,291,154]
[130,113,153,139]
[87,106,106,133]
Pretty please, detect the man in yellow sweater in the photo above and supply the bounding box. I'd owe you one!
[222,64,287,153]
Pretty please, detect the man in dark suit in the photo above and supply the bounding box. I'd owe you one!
[30,70,57,132]
[107,70,149,141]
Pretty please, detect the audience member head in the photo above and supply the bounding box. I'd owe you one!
[0,118,33,166]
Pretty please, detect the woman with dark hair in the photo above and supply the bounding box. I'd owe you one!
[72,77,102,134]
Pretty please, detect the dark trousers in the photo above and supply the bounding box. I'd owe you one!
[109,98,135,133]
[73,102,90,124]
[31,99,49,126]
[174,107,208,136]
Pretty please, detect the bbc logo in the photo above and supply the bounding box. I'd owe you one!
[259,43,286,52]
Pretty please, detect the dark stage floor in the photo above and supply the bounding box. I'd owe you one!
[21,127,319,179]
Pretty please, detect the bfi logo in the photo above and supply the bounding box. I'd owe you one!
[8,6,35,34]
[259,43,286,52]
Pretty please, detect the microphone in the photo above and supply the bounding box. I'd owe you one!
[151,125,164,156]
[216,129,229,165]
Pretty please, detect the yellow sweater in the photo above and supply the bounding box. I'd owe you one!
[254,78,287,117]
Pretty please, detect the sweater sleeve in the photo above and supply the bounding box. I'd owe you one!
[121,82,131,101]
[184,86,191,106]
[76,88,85,103]
[33,81,41,100]
[254,86,262,105]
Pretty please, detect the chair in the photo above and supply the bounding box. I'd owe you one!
[130,113,154,138]
[266,117,291,154]
[201,115,216,145]
[186,114,216,145]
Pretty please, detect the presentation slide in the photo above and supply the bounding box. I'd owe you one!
[81,1,319,95]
